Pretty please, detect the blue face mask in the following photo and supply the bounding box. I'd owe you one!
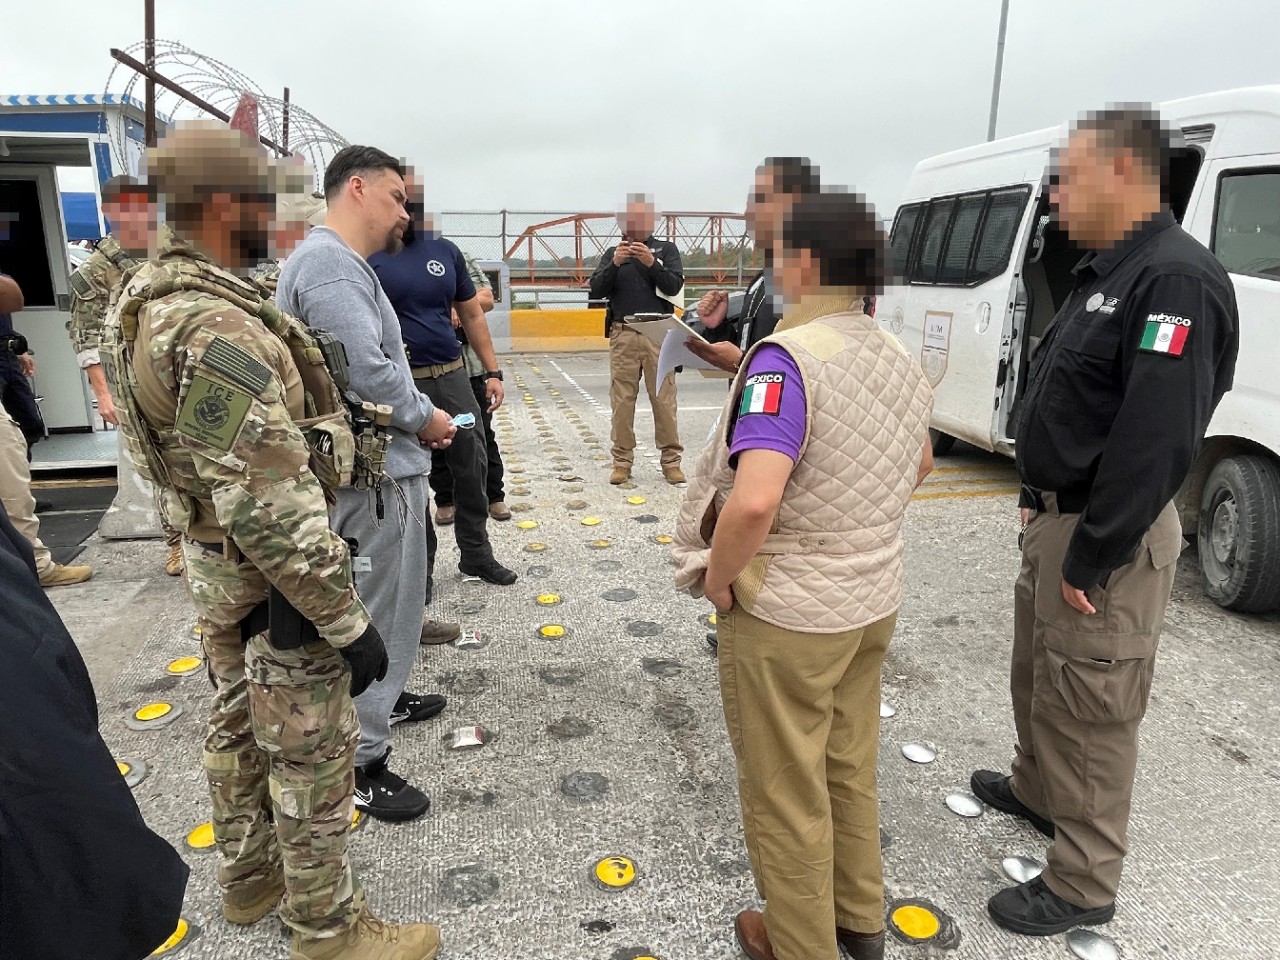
[451,412,476,430]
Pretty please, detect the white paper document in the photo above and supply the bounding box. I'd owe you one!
[657,329,722,383]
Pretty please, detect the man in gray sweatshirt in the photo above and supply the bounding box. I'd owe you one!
[277,146,458,823]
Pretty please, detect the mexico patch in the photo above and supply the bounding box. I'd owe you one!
[1139,313,1192,356]
[738,372,785,417]
[175,375,252,452]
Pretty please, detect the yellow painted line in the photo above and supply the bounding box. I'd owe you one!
[912,485,1021,502]
[30,476,118,489]
[930,464,1015,475]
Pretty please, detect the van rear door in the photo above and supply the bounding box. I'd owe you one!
[884,185,1036,452]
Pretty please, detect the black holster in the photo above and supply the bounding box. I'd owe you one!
[239,586,321,650]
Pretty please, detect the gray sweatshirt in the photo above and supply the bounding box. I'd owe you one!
[277,227,434,480]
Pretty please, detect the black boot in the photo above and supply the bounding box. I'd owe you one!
[970,770,1055,838]
[988,877,1115,936]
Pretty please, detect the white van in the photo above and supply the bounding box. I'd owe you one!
[878,86,1280,613]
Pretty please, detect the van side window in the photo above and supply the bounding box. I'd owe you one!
[890,204,922,280]
[971,187,1030,284]
[912,199,956,284]
[939,195,987,284]
[1213,169,1280,281]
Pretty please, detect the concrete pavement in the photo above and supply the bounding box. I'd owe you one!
[47,352,1280,960]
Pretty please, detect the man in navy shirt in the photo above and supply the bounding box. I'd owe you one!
[370,189,516,586]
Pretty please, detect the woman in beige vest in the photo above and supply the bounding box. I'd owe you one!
[674,191,934,960]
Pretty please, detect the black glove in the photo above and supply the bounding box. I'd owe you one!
[340,623,388,697]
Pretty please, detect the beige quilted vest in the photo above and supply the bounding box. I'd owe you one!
[673,295,933,633]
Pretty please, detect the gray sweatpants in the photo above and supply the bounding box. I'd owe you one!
[331,474,428,767]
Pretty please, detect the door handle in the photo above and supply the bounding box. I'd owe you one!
[976,301,992,334]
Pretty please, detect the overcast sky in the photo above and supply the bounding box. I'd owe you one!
[5,0,1279,219]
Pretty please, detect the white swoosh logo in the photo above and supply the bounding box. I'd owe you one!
[355,788,372,805]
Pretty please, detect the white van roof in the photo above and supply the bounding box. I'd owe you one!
[900,85,1280,202]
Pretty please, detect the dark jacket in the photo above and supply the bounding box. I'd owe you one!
[1016,209,1239,588]
[588,236,684,334]
[0,505,189,959]
[703,270,781,352]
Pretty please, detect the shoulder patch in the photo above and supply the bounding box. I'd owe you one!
[175,374,253,453]
[1139,313,1192,357]
[200,336,275,396]
[738,371,786,417]
[69,271,93,298]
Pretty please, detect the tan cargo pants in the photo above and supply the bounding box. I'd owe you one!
[1011,494,1182,908]
[718,603,897,960]
[0,405,51,573]
[608,325,682,468]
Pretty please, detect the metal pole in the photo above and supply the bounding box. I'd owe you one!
[111,49,290,155]
[282,86,291,154]
[987,0,1010,142]
[144,0,156,145]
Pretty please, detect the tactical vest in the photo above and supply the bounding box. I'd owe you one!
[673,300,934,633]
[102,257,364,536]
[96,234,137,272]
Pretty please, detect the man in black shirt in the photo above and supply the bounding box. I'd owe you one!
[972,107,1239,938]
[687,157,820,373]
[589,194,685,485]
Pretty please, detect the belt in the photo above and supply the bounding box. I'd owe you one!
[187,537,243,563]
[1022,485,1089,516]
[411,358,464,379]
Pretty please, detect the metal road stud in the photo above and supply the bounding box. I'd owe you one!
[517,520,539,530]
[150,918,196,956]
[537,593,562,606]
[525,542,549,553]
[1066,929,1120,960]
[166,656,203,676]
[880,701,897,718]
[1002,855,1045,883]
[116,758,149,788]
[581,516,602,526]
[945,793,983,818]
[626,496,647,505]
[591,854,638,890]
[127,702,183,730]
[901,742,937,764]
[185,822,216,851]
[654,534,674,544]
[587,539,612,549]
[890,904,941,941]
[538,624,567,638]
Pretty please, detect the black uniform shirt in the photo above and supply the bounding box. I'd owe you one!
[588,235,684,334]
[1016,208,1239,589]
[704,269,782,352]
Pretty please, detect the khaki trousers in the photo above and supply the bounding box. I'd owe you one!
[608,325,682,467]
[1010,495,1181,908]
[718,603,896,960]
[0,406,51,573]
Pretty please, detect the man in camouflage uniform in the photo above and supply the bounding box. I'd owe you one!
[68,175,186,576]
[428,251,509,521]
[103,121,440,960]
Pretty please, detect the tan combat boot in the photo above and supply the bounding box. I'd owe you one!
[223,869,286,924]
[488,500,512,521]
[291,909,440,960]
[165,541,185,576]
[662,463,686,485]
[39,563,93,588]
[609,465,631,485]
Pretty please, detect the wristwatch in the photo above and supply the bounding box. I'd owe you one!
[484,370,504,381]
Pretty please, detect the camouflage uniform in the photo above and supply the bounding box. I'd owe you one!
[252,261,282,299]
[70,233,184,556]
[105,240,371,937]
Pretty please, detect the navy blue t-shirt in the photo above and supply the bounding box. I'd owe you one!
[369,235,477,366]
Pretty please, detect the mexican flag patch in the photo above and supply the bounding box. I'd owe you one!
[1139,313,1192,356]
[738,372,785,416]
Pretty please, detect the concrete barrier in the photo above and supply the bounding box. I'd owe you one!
[507,309,608,353]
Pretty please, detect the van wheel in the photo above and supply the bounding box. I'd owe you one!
[1197,455,1280,613]
[929,429,957,457]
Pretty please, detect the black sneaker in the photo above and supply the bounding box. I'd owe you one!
[459,559,518,586]
[354,749,430,822]
[988,877,1115,936]
[389,691,447,725]
[706,631,718,651]
[970,769,1055,838]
